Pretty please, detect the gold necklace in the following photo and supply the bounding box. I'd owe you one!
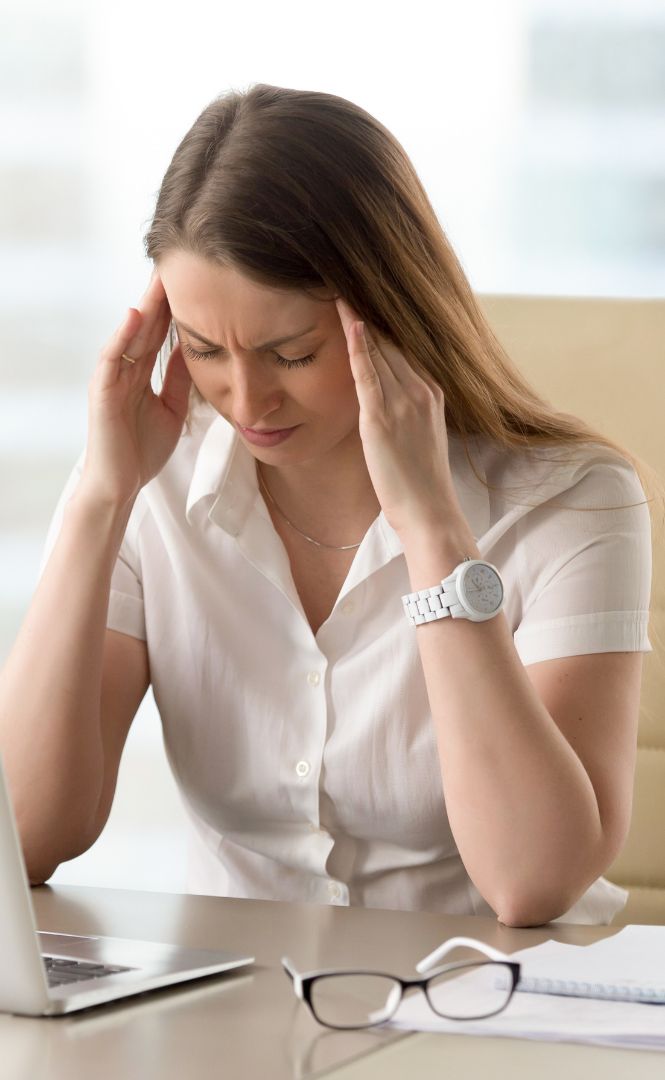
[257,469,363,551]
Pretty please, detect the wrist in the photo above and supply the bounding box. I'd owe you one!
[396,496,475,549]
[401,522,480,592]
[402,555,505,626]
[66,485,137,539]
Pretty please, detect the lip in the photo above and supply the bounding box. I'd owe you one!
[237,424,299,447]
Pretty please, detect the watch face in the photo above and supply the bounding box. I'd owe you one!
[459,562,504,617]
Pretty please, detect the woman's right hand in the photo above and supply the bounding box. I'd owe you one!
[78,272,193,508]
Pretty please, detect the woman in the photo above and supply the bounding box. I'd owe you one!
[0,84,654,926]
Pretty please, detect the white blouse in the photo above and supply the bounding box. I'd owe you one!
[42,402,652,923]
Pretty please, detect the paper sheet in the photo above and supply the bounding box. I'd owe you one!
[389,925,665,1051]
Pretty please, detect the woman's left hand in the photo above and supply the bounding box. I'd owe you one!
[335,297,460,540]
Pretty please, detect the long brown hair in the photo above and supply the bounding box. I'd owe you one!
[145,83,663,520]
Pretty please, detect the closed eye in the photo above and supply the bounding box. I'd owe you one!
[181,342,222,362]
[181,341,315,369]
[273,352,316,369]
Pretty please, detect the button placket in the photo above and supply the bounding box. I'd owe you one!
[280,652,327,831]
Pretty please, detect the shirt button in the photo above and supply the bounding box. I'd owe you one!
[307,671,321,686]
[328,882,342,901]
[295,760,310,778]
[340,598,355,615]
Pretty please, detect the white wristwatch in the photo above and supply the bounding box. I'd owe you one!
[402,558,505,626]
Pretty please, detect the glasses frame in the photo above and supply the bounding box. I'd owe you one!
[282,935,521,1031]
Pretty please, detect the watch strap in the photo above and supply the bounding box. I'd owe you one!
[401,583,466,625]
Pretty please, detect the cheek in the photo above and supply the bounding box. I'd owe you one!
[183,359,224,397]
[309,360,359,424]
[325,352,357,402]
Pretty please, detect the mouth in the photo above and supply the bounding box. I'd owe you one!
[236,423,300,447]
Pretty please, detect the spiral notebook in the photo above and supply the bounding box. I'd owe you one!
[513,925,665,1005]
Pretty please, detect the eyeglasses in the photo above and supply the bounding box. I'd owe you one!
[282,936,520,1030]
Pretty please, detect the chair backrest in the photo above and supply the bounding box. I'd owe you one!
[478,294,665,924]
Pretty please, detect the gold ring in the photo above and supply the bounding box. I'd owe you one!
[121,353,137,365]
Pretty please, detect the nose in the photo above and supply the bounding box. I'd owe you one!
[223,355,283,428]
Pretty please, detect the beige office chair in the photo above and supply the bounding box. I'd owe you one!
[478,294,665,924]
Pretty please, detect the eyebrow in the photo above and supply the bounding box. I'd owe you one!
[174,320,318,352]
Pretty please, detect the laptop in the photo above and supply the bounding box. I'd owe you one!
[0,758,254,1016]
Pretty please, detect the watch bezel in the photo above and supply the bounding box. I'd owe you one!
[455,560,504,622]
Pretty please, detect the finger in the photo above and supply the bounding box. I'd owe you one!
[361,322,401,388]
[144,301,173,360]
[337,297,406,388]
[140,274,173,356]
[336,298,395,385]
[417,364,443,397]
[125,277,170,362]
[160,342,192,422]
[102,306,142,356]
[347,319,386,413]
[335,296,359,338]
[92,308,142,393]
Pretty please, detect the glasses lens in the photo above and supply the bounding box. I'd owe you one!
[426,962,514,1020]
[310,974,402,1029]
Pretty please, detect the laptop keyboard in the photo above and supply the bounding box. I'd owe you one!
[43,956,130,988]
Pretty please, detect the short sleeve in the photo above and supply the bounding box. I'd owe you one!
[513,456,653,667]
[39,449,147,642]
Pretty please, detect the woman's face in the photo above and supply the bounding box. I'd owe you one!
[159,250,361,466]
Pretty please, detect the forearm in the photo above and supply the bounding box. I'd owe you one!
[404,518,609,927]
[0,488,134,875]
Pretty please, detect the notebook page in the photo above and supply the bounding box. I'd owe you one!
[513,926,665,1003]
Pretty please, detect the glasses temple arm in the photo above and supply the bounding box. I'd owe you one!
[415,935,511,974]
[281,955,308,1001]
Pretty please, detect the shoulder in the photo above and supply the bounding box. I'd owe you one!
[453,433,651,555]
[469,435,647,512]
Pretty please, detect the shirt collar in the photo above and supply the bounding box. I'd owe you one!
[185,413,258,534]
[185,414,490,545]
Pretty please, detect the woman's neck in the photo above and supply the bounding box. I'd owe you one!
[256,434,381,545]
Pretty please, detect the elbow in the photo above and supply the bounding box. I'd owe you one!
[21,832,87,889]
[16,808,99,889]
[17,830,60,887]
[489,838,621,928]
[27,863,58,887]
[495,898,568,928]
[24,839,89,888]
[16,828,62,887]
[492,881,588,928]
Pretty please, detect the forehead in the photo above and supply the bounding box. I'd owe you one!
[159,251,330,343]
